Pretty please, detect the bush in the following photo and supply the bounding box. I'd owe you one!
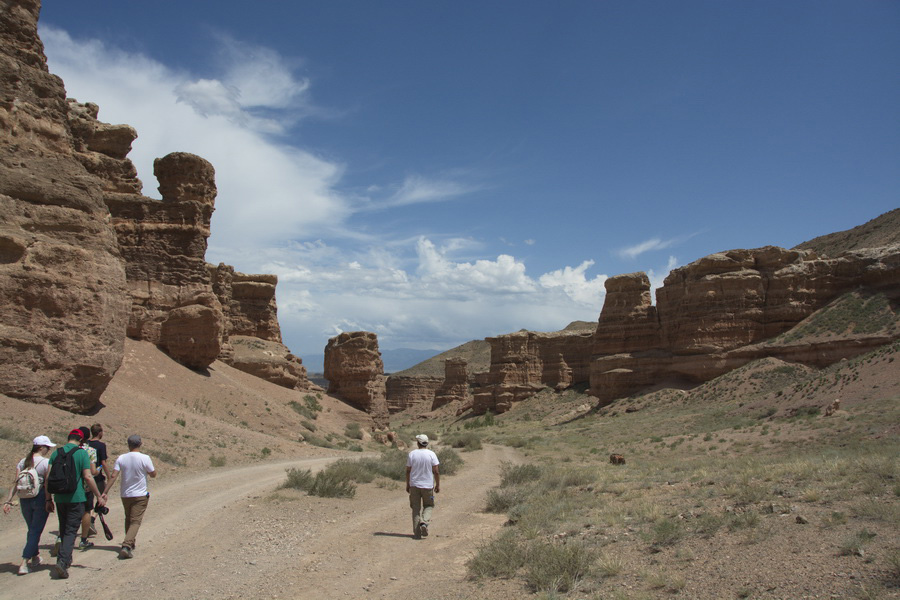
[485,485,531,513]
[444,432,482,451]
[309,470,356,498]
[500,462,543,487]
[325,459,376,484]
[646,517,683,548]
[282,467,315,491]
[436,447,464,475]
[523,539,595,593]
[467,530,527,579]
[289,401,317,420]
[464,412,496,429]
[344,422,364,440]
[208,455,226,468]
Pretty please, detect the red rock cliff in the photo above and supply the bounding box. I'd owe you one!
[0,0,128,411]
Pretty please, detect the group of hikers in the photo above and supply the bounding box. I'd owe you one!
[3,425,155,579]
[5,427,439,579]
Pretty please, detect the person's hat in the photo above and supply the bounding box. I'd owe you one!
[415,434,429,446]
[68,428,85,440]
[33,435,56,447]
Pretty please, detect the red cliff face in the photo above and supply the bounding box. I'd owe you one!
[324,331,389,426]
[590,245,900,403]
[0,0,128,411]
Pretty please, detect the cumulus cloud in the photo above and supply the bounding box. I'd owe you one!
[41,26,347,247]
[539,260,607,306]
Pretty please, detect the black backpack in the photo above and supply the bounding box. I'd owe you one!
[47,446,79,494]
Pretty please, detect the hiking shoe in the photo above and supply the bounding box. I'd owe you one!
[119,545,133,559]
[50,538,60,557]
[79,539,94,550]
[54,562,69,579]
[419,523,429,538]
[18,563,29,575]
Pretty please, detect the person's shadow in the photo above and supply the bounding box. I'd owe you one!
[373,532,416,539]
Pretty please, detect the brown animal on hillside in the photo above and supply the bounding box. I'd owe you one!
[824,398,841,416]
[609,454,626,465]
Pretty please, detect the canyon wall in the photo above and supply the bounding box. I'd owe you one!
[0,0,128,411]
[0,0,310,409]
[590,245,900,404]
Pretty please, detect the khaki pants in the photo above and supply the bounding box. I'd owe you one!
[121,495,149,550]
[408,487,435,535]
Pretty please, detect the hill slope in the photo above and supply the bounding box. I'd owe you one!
[795,207,900,256]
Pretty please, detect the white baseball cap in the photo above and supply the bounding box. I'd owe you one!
[415,434,429,445]
[33,435,56,447]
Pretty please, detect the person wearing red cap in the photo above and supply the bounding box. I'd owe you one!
[44,429,105,580]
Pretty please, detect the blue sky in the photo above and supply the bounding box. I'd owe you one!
[38,1,899,370]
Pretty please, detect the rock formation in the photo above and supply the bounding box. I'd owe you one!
[432,358,470,410]
[0,0,128,411]
[0,0,311,407]
[590,245,900,403]
[472,327,593,414]
[386,375,443,413]
[324,331,389,426]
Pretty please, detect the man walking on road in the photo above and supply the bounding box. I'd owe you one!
[45,429,106,579]
[101,434,156,559]
[406,434,440,539]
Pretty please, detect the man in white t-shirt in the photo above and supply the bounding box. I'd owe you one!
[100,434,156,559]
[405,434,440,539]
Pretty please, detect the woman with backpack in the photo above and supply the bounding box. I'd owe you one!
[2,435,57,575]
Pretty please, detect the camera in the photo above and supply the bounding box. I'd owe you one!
[96,505,109,515]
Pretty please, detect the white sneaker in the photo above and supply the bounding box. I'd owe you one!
[18,563,29,575]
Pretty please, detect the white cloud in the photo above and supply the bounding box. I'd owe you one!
[41,26,347,248]
[380,174,478,208]
[647,255,679,299]
[617,237,678,259]
[539,260,607,306]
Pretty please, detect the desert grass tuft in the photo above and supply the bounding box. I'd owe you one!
[522,538,595,593]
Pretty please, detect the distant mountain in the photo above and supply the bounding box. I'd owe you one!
[795,208,900,256]
[392,321,597,378]
[381,348,446,374]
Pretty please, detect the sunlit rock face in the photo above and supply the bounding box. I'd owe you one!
[0,0,128,411]
[590,245,900,404]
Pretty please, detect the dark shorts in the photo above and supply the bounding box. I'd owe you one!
[83,491,94,512]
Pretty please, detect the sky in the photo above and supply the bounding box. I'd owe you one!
[37,1,899,371]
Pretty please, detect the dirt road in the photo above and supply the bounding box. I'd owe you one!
[0,445,521,600]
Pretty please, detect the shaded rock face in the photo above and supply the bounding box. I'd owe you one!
[432,358,470,410]
[472,330,592,415]
[385,375,443,413]
[590,245,900,403]
[0,0,128,411]
[324,331,389,426]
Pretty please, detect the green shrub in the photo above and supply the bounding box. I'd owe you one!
[309,470,356,498]
[443,431,483,451]
[839,529,876,556]
[289,401,317,420]
[467,530,527,579]
[436,447,464,475]
[523,539,595,593]
[500,462,543,487]
[208,455,226,468]
[282,467,314,491]
[325,459,376,484]
[464,412,496,429]
[301,420,316,432]
[155,450,185,466]
[646,517,683,548]
[344,422,364,440]
[485,485,531,513]
[175,418,186,427]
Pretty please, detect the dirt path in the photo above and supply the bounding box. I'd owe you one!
[0,445,521,600]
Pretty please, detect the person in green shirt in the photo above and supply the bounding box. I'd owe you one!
[44,429,105,580]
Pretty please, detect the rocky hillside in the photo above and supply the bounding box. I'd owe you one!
[795,207,900,256]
